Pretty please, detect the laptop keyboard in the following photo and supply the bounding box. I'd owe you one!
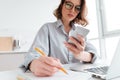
[84,66,109,75]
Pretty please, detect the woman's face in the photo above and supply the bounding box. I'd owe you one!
[61,0,81,23]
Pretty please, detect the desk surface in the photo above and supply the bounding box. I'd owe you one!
[0,63,101,80]
[0,51,28,54]
[0,64,120,80]
[0,69,100,80]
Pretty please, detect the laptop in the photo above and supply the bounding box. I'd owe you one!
[84,39,120,80]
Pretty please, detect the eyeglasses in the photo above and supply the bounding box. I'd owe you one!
[64,1,81,13]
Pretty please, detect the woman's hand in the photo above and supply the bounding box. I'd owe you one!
[30,56,62,77]
[65,34,85,57]
[64,34,92,62]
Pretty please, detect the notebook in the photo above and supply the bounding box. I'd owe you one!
[84,39,120,80]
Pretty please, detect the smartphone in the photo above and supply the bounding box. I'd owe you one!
[68,26,89,44]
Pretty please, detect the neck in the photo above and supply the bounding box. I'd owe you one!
[61,19,71,34]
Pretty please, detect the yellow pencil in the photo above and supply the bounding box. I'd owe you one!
[35,47,68,74]
[17,76,25,80]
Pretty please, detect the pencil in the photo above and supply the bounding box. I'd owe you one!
[17,76,25,80]
[35,47,68,74]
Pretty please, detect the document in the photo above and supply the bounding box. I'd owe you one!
[0,69,91,80]
[24,70,91,80]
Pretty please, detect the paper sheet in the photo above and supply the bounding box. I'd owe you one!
[0,69,92,80]
[24,70,91,80]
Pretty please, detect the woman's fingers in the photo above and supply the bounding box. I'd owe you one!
[30,56,62,77]
[64,34,85,57]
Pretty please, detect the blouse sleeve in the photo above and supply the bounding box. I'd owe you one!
[85,39,98,63]
[23,23,50,70]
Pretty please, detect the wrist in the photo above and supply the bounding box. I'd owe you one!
[75,51,93,62]
[75,51,84,60]
[29,60,35,72]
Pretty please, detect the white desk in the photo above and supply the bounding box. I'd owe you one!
[0,63,104,80]
[0,63,120,80]
[0,68,99,80]
[0,52,27,71]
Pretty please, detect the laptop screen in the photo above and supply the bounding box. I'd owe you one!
[106,39,120,79]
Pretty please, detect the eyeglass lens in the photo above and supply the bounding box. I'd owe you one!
[64,1,81,12]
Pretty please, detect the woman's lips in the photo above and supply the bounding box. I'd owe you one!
[67,14,74,17]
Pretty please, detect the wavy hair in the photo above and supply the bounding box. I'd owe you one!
[53,0,88,26]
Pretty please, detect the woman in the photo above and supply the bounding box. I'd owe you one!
[23,0,97,77]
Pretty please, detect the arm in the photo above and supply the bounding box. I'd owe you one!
[23,24,50,71]
[23,24,62,76]
[64,34,97,63]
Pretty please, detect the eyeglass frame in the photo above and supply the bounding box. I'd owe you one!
[64,1,81,13]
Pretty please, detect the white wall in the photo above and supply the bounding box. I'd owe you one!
[0,0,60,51]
